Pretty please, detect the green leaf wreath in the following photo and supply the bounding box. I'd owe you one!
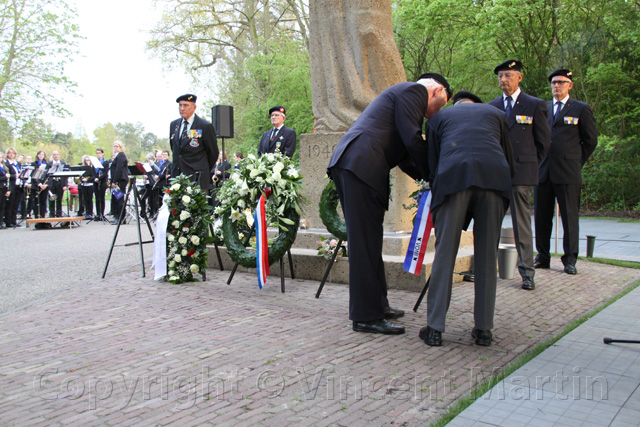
[318,180,347,241]
[214,152,303,268]
[164,175,212,283]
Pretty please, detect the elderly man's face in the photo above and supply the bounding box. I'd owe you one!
[498,71,522,96]
[551,78,573,101]
[52,151,60,161]
[271,111,285,128]
[425,86,448,119]
[179,101,197,120]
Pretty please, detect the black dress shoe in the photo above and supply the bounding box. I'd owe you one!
[352,319,405,335]
[564,264,578,275]
[522,276,535,290]
[383,305,405,319]
[533,256,550,269]
[472,328,492,346]
[419,326,442,346]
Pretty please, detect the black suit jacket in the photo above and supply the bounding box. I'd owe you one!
[109,153,128,185]
[327,81,430,208]
[95,158,109,184]
[46,161,68,188]
[539,97,598,185]
[426,103,514,212]
[489,91,550,186]
[169,114,218,191]
[258,125,297,157]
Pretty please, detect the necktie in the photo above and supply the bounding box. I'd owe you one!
[270,128,277,141]
[505,96,513,117]
[554,101,562,121]
[181,120,189,141]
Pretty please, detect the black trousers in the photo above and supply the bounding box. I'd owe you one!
[81,184,94,216]
[0,187,7,225]
[112,181,127,221]
[48,179,65,217]
[535,179,581,266]
[5,186,23,225]
[94,181,107,216]
[331,166,389,322]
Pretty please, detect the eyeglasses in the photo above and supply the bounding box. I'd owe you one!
[551,80,571,86]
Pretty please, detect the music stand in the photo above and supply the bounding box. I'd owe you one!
[102,165,155,278]
[52,170,85,218]
[15,166,34,227]
[69,165,97,222]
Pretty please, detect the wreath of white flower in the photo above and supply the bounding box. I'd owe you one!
[165,175,212,283]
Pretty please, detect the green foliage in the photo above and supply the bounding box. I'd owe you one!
[581,136,640,212]
[0,0,81,133]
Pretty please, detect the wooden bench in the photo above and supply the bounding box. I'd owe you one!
[26,216,85,229]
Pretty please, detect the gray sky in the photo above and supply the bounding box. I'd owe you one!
[50,0,204,140]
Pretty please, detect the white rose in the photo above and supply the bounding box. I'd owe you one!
[181,249,188,256]
[250,168,260,178]
[180,211,191,220]
[237,199,245,209]
[182,227,189,232]
[248,154,257,160]
[168,234,175,242]
[169,261,175,268]
[178,236,187,244]
[186,186,193,194]
[272,171,282,181]
[182,195,191,204]
[190,264,199,273]
[278,179,287,188]
[273,162,284,173]
[191,235,200,245]
[169,276,178,281]
[168,270,175,275]
[172,220,180,228]
[171,183,180,191]
[174,254,182,262]
[287,167,299,178]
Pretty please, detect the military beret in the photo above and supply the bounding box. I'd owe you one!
[493,59,523,74]
[417,72,453,100]
[176,94,197,103]
[548,68,573,82]
[269,106,286,116]
[452,91,483,104]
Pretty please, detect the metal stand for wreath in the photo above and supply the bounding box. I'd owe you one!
[226,224,295,293]
[315,238,343,298]
[208,222,225,271]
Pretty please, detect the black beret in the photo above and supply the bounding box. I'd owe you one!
[548,68,573,82]
[417,72,452,100]
[452,91,483,104]
[176,94,197,103]
[269,106,286,116]
[493,59,523,74]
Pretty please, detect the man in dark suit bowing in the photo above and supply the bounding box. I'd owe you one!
[489,60,550,291]
[327,73,452,335]
[420,91,514,347]
[534,69,598,275]
[170,94,219,192]
[257,106,297,158]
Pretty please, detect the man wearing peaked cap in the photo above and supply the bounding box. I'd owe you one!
[258,105,297,158]
[169,93,219,192]
[488,60,550,291]
[327,72,451,335]
[534,68,598,275]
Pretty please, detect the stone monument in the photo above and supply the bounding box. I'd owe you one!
[300,0,418,232]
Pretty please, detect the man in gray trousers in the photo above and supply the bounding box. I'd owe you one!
[420,91,514,347]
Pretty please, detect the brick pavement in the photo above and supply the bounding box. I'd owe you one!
[1,259,639,426]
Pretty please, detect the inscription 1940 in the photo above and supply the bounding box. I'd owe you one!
[307,143,337,159]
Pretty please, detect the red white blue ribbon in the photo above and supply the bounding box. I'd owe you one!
[255,188,272,289]
[403,190,433,275]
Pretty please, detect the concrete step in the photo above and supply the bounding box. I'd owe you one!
[207,244,474,292]
[285,227,474,256]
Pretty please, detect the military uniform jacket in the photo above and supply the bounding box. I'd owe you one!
[539,97,598,185]
[489,91,550,186]
[169,114,218,190]
[258,126,297,157]
[327,81,430,209]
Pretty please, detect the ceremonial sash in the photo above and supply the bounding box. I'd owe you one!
[255,187,272,289]
[403,190,433,275]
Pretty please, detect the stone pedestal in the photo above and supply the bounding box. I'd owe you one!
[299,132,418,232]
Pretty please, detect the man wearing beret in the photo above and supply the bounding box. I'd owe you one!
[258,106,297,158]
[420,91,514,347]
[328,73,451,335]
[534,69,598,275]
[489,60,550,291]
[170,94,219,192]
